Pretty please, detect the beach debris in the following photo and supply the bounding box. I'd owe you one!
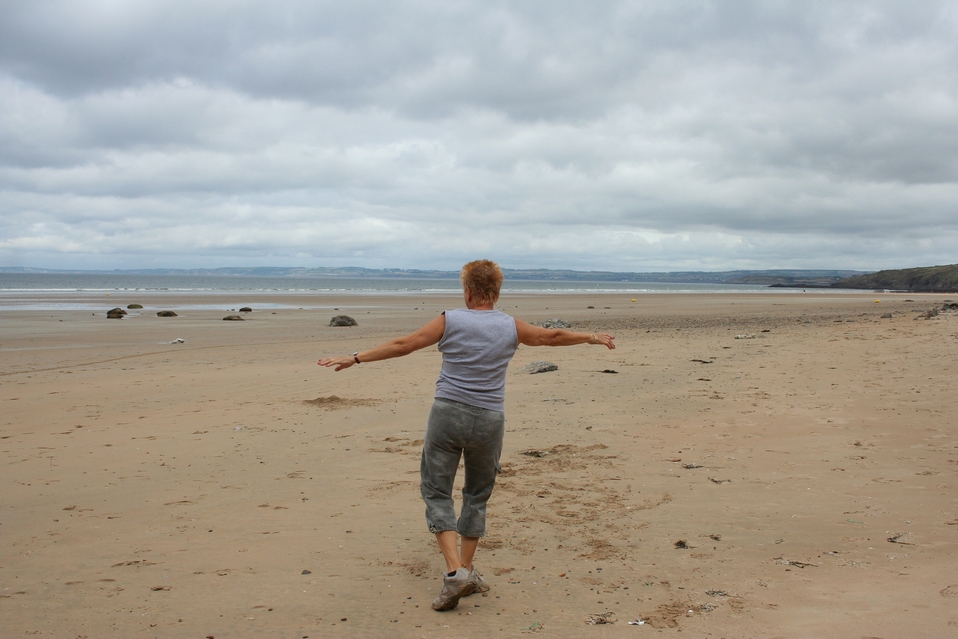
[705,589,729,597]
[539,318,572,329]
[674,540,690,549]
[127,303,143,309]
[774,557,816,568]
[881,313,893,318]
[169,338,186,344]
[521,450,550,458]
[690,359,713,364]
[223,315,244,321]
[150,585,171,591]
[601,369,618,374]
[627,619,646,625]
[329,314,358,327]
[706,533,722,541]
[301,569,312,574]
[708,477,731,484]
[157,310,177,317]
[106,307,127,319]
[303,395,380,410]
[735,333,755,339]
[586,612,616,625]
[887,532,914,545]
[682,463,702,469]
[587,305,595,309]
[941,585,958,597]
[524,361,558,374]
[521,621,542,631]
[239,306,252,312]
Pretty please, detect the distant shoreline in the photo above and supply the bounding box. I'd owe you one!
[0,265,868,286]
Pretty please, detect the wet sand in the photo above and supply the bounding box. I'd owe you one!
[2,292,957,638]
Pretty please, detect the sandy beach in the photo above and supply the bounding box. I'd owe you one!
[2,291,957,638]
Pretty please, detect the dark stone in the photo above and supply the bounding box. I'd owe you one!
[157,311,178,317]
[127,304,143,309]
[329,315,358,327]
[223,315,245,321]
[106,307,127,319]
[239,307,252,312]
[524,361,558,374]
[539,318,572,329]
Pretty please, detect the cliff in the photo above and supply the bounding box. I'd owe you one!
[833,264,958,292]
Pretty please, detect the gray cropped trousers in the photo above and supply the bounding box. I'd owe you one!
[420,397,505,537]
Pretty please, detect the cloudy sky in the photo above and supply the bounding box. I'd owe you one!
[1,1,956,272]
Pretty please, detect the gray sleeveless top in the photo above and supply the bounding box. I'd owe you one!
[435,309,519,412]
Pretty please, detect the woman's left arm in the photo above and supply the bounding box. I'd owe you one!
[515,318,615,349]
[318,313,447,371]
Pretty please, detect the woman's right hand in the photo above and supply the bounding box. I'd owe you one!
[318,356,355,372]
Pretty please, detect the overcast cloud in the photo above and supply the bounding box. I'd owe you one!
[1,0,956,272]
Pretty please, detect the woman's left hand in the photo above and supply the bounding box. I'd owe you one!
[318,357,355,371]
[592,333,616,349]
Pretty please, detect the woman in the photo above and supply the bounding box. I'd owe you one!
[318,260,615,611]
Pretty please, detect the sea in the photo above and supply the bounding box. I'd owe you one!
[0,272,829,311]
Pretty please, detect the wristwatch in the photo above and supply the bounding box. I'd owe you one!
[352,352,361,364]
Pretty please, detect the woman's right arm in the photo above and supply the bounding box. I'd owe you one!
[515,318,615,349]
[318,313,447,371]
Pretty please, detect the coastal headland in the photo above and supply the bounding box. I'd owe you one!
[2,291,956,637]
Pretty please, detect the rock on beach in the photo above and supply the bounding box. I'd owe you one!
[329,315,358,327]
[523,361,558,374]
[539,318,572,329]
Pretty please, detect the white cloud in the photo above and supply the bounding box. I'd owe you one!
[1,1,957,271]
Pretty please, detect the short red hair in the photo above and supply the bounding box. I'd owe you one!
[460,260,503,305]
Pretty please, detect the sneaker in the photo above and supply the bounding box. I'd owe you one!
[464,567,489,595]
[432,567,474,611]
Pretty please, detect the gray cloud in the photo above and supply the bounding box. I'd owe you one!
[1,1,957,271]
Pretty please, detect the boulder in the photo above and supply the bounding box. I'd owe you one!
[156,311,178,317]
[223,315,244,321]
[106,307,127,319]
[329,315,358,327]
[539,318,572,329]
[523,361,558,374]
[127,304,143,309]
[239,307,252,312]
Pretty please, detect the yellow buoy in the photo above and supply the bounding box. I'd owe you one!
[875,299,881,303]
[631,299,636,302]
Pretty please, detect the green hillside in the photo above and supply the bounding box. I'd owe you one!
[833,264,958,292]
